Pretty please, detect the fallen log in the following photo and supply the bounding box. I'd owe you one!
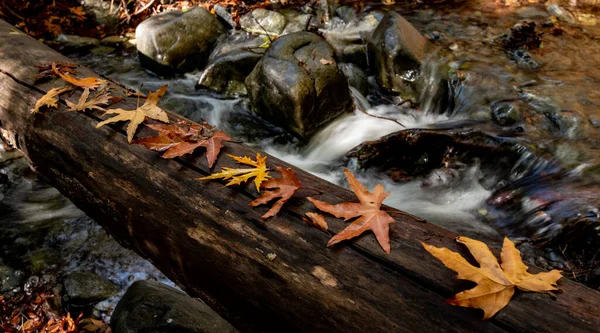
[0,19,599,333]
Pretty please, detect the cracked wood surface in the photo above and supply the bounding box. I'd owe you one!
[0,19,599,333]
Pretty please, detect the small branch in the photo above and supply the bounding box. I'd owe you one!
[357,108,405,128]
[133,0,157,16]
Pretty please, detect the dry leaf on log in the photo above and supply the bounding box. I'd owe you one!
[52,62,107,90]
[30,86,71,114]
[308,169,395,253]
[197,153,270,192]
[96,85,169,143]
[249,167,301,219]
[66,88,111,112]
[303,212,329,231]
[423,236,562,319]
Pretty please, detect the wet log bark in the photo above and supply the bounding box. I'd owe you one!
[0,19,599,333]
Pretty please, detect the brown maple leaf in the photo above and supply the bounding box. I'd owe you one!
[249,167,301,219]
[65,88,110,112]
[162,130,233,167]
[308,169,395,253]
[52,62,107,90]
[36,62,77,80]
[423,236,562,319]
[303,212,329,231]
[31,86,71,114]
[96,85,169,143]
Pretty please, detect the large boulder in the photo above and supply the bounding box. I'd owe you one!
[136,7,226,73]
[245,32,353,139]
[197,34,265,97]
[368,11,432,97]
[111,280,238,333]
[82,0,120,33]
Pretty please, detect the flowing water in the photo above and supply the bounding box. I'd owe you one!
[2,0,600,321]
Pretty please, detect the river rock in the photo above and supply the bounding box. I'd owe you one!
[0,263,22,293]
[111,280,238,333]
[213,4,237,29]
[245,32,352,138]
[82,0,120,33]
[240,9,287,36]
[63,271,116,305]
[197,34,265,97]
[322,12,382,67]
[136,7,226,73]
[338,63,368,96]
[55,34,100,48]
[368,11,431,97]
[280,10,312,35]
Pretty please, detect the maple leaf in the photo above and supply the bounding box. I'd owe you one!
[422,236,562,319]
[162,130,233,167]
[96,85,169,143]
[36,62,77,80]
[52,62,107,90]
[249,167,301,219]
[31,86,71,114]
[65,88,110,112]
[303,212,329,231]
[308,169,395,253]
[197,153,270,192]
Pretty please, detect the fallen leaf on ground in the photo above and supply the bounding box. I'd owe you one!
[319,58,334,65]
[96,85,169,143]
[422,236,562,319]
[162,130,233,167]
[52,62,107,90]
[303,212,328,231]
[308,169,395,253]
[249,167,301,218]
[31,86,71,114]
[197,153,270,192]
[66,88,111,112]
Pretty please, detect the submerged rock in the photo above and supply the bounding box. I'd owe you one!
[197,34,265,97]
[368,11,432,97]
[245,32,352,139]
[63,271,116,305]
[240,9,287,36]
[111,280,238,333]
[56,34,100,48]
[136,7,226,73]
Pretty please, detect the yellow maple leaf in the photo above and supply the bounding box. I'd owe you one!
[197,153,270,192]
[66,88,110,112]
[30,86,71,114]
[423,236,562,319]
[96,85,169,143]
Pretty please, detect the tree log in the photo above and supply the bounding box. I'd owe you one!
[0,19,598,333]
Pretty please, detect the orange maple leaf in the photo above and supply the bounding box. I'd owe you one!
[303,212,329,231]
[423,236,562,319]
[31,86,71,114]
[249,167,301,219]
[52,62,107,90]
[308,169,395,253]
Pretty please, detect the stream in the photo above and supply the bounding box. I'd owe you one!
[2,0,600,324]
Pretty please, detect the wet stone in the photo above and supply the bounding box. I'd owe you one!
[136,7,226,73]
[245,32,353,139]
[111,280,238,333]
[56,35,100,48]
[0,263,22,293]
[240,9,287,36]
[368,11,432,97]
[63,271,116,305]
[492,102,522,126]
